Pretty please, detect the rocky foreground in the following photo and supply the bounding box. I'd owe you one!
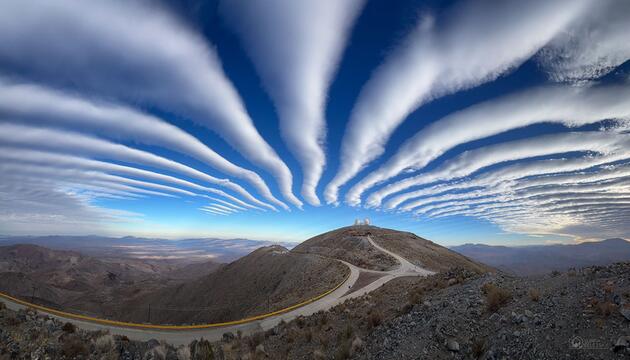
[361,262,630,360]
[1,262,630,359]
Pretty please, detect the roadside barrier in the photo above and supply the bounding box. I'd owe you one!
[0,269,351,330]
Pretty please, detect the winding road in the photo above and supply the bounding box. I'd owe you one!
[0,236,434,346]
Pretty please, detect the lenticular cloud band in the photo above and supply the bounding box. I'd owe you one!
[220,0,366,206]
[0,0,301,208]
[324,0,592,205]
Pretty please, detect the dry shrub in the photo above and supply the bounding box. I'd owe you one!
[190,338,214,360]
[304,328,313,342]
[528,288,541,302]
[367,310,383,330]
[596,301,617,317]
[399,302,414,316]
[94,334,115,353]
[349,336,364,357]
[62,334,88,358]
[319,334,329,347]
[246,332,265,352]
[334,339,351,360]
[408,288,424,305]
[343,324,353,340]
[319,313,328,326]
[152,344,168,360]
[62,322,76,333]
[602,282,614,294]
[471,338,486,358]
[5,314,20,326]
[432,278,447,290]
[177,346,191,360]
[480,282,494,295]
[313,349,326,360]
[482,283,512,312]
[595,318,605,329]
[296,316,306,328]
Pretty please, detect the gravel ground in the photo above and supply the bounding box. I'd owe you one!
[358,263,630,359]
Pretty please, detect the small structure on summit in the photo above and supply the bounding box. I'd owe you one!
[353,218,371,226]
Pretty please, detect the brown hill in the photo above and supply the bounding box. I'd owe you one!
[118,245,348,325]
[0,244,220,316]
[293,226,398,270]
[294,225,490,273]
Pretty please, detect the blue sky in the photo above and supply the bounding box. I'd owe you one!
[0,0,629,245]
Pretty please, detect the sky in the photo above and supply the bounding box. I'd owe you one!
[0,0,629,245]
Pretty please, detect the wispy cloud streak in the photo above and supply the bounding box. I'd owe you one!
[0,123,277,211]
[325,0,592,204]
[220,0,365,206]
[0,80,285,208]
[0,0,301,207]
[355,84,630,206]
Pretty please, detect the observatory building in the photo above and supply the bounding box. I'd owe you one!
[353,218,371,226]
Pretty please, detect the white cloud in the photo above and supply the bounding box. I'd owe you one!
[220,0,365,206]
[351,83,630,206]
[0,123,277,210]
[382,153,630,210]
[371,131,629,208]
[0,80,285,208]
[324,0,592,204]
[0,162,190,198]
[538,0,630,83]
[0,147,263,211]
[0,0,301,207]
[0,175,144,235]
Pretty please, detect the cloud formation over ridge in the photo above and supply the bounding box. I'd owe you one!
[0,0,628,242]
[324,0,592,205]
[0,0,301,207]
[220,0,366,206]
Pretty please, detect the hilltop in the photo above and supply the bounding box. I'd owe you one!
[295,225,490,273]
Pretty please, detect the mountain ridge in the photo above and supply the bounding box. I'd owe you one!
[451,238,630,275]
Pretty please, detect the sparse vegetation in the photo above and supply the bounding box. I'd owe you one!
[62,334,89,357]
[177,346,191,360]
[482,283,512,312]
[62,321,76,333]
[94,333,115,353]
[596,301,617,317]
[190,338,214,360]
[528,288,541,302]
[602,281,614,294]
[334,339,352,360]
[367,309,383,329]
[471,338,487,358]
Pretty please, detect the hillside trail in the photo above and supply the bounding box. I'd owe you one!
[0,236,434,345]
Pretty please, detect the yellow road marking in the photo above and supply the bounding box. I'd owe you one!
[0,269,350,330]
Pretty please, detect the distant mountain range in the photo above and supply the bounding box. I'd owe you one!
[0,235,294,263]
[450,238,630,275]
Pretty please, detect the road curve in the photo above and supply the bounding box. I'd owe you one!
[0,236,433,345]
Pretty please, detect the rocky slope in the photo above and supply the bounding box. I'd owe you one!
[0,244,221,319]
[0,304,209,360]
[119,245,348,325]
[294,225,490,273]
[360,262,630,359]
[293,226,399,271]
[212,262,630,360]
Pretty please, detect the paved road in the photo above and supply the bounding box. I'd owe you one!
[0,236,433,345]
